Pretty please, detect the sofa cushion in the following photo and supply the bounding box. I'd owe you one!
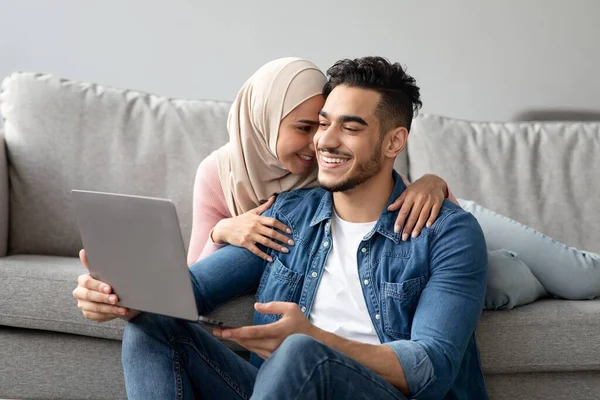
[407,114,600,254]
[0,72,231,256]
[0,326,126,400]
[0,254,254,351]
[3,255,598,374]
[476,299,600,374]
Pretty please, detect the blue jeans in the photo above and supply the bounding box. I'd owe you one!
[122,312,407,400]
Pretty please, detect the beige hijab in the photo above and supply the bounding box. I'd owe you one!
[216,57,326,216]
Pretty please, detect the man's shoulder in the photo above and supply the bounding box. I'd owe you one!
[272,187,328,215]
[429,200,484,239]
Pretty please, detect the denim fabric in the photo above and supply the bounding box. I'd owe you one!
[123,313,408,399]
[123,171,489,399]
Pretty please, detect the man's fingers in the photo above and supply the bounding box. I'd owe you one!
[79,249,89,271]
[78,273,112,294]
[220,323,276,340]
[73,285,118,305]
[254,301,292,315]
[80,309,119,323]
[259,216,292,235]
[77,300,128,316]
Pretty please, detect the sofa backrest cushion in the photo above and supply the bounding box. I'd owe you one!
[0,73,231,256]
[407,114,600,253]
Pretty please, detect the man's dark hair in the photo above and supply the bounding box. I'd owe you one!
[322,57,422,133]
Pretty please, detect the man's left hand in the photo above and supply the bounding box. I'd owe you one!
[213,301,317,359]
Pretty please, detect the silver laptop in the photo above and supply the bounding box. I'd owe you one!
[71,190,230,328]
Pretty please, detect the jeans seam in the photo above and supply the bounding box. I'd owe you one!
[294,358,404,400]
[168,336,250,400]
[173,348,183,400]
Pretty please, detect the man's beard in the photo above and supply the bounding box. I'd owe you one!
[318,144,383,193]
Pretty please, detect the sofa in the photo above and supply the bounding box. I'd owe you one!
[0,72,598,400]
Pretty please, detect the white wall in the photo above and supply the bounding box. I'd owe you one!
[2,0,600,121]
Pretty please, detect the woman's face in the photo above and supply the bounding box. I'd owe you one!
[276,94,325,174]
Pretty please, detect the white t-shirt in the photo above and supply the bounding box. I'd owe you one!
[309,211,380,345]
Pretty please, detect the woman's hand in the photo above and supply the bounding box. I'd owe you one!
[211,196,294,262]
[388,174,448,240]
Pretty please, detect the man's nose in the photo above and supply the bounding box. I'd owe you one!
[316,125,339,150]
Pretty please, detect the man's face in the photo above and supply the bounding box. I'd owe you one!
[315,85,385,192]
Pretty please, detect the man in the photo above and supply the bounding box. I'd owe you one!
[78,57,488,399]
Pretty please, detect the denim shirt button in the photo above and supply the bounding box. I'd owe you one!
[375,314,380,320]
[311,271,318,278]
[323,241,329,247]
[361,247,367,253]
[363,279,369,285]
[301,306,307,313]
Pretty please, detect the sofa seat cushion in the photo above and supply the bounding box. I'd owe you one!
[476,298,600,374]
[0,254,255,347]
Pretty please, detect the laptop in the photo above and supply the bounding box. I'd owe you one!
[71,189,233,328]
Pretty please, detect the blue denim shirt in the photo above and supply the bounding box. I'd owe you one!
[190,171,488,399]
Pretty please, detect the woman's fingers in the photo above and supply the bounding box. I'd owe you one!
[247,243,273,263]
[426,201,443,228]
[259,216,292,235]
[254,232,289,254]
[254,196,276,215]
[402,198,425,241]
[411,202,433,238]
[394,197,413,233]
[387,192,406,212]
[258,225,294,247]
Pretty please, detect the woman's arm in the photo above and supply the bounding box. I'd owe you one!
[187,153,231,265]
[187,152,294,264]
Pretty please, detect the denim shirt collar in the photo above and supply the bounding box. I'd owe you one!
[309,170,407,243]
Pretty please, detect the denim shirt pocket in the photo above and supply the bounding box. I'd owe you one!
[381,276,427,339]
[256,257,304,323]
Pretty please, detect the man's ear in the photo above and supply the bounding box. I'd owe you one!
[384,126,408,158]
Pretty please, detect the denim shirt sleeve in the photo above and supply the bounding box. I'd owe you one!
[188,207,274,314]
[384,209,488,399]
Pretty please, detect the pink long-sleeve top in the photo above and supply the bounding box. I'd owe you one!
[187,151,456,265]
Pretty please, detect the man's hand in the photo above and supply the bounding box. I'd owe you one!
[212,302,316,359]
[72,249,140,322]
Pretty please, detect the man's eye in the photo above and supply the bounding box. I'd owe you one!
[318,122,329,128]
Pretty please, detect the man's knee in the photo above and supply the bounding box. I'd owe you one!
[274,334,330,363]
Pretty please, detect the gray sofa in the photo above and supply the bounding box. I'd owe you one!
[0,72,598,400]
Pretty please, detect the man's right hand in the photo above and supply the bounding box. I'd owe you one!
[73,249,140,322]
